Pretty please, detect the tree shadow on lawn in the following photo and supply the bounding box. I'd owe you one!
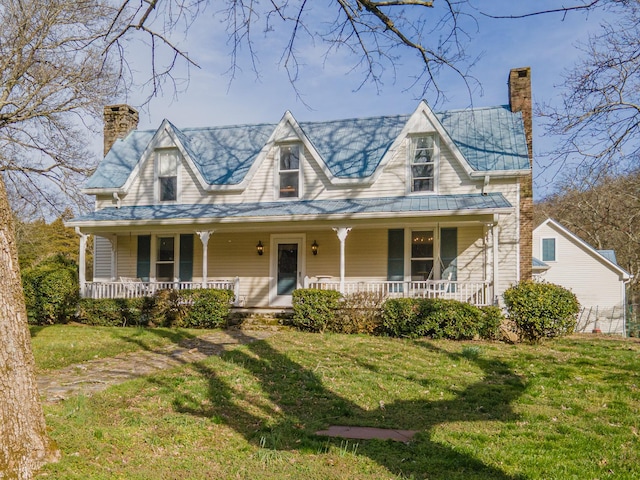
[169,330,528,479]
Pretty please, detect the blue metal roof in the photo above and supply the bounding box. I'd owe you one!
[438,106,530,171]
[597,250,618,265]
[68,193,511,224]
[85,105,530,190]
[532,257,550,269]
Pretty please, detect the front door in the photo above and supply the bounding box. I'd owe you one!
[270,235,305,306]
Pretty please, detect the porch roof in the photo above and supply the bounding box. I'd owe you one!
[68,193,511,227]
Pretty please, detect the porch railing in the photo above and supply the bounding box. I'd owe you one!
[304,278,494,306]
[82,278,241,305]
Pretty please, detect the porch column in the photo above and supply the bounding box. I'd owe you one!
[491,223,499,304]
[75,228,88,298]
[332,227,351,294]
[197,231,213,288]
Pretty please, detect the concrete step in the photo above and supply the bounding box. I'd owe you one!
[229,308,294,331]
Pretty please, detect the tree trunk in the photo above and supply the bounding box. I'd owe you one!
[0,177,59,478]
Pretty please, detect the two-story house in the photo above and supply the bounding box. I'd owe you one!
[68,67,534,309]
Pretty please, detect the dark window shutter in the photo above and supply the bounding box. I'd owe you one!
[136,235,151,281]
[387,229,404,281]
[179,234,194,282]
[441,228,457,281]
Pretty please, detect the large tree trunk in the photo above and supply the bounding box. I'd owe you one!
[0,177,59,478]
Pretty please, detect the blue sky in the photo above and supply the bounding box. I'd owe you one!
[122,1,616,200]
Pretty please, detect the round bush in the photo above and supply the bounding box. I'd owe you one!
[503,281,580,343]
[291,289,342,332]
[22,257,79,324]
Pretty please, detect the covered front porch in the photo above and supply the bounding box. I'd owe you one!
[74,216,505,308]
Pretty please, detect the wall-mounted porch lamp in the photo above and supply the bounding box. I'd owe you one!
[311,240,319,256]
[256,240,264,256]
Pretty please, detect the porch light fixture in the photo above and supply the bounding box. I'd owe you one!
[311,240,319,256]
[256,240,264,256]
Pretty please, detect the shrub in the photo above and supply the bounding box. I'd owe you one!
[478,305,505,340]
[381,297,503,340]
[503,281,580,343]
[77,297,147,327]
[178,289,234,329]
[291,289,342,332]
[22,256,79,324]
[332,291,385,334]
[76,288,233,328]
[380,298,422,337]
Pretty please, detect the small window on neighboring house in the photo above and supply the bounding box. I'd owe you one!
[410,136,436,192]
[157,150,178,202]
[278,144,300,198]
[542,238,556,262]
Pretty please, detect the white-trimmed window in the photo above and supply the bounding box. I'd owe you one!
[411,230,434,280]
[278,144,301,198]
[410,135,436,192]
[157,150,179,202]
[541,238,556,262]
[156,236,175,281]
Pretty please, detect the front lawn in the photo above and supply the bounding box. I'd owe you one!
[30,324,209,371]
[38,331,640,479]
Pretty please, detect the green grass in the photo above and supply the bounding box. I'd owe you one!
[37,331,640,479]
[30,324,208,371]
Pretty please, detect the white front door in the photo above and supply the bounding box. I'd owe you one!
[270,235,305,307]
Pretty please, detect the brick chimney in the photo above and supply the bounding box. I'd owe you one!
[103,104,139,156]
[509,67,533,281]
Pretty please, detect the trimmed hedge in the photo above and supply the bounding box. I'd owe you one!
[291,289,342,332]
[503,280,580,343]
[291,289,504,340]
[380,297,505,340]
[22,256,79,325]
[76,289,234,328]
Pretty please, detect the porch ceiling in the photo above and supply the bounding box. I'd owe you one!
[67,193,512,228]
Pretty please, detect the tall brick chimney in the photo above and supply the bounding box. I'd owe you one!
[509,67,533,281]
[103,104,139,156]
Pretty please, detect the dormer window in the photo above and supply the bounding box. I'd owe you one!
[410,135,436,193]
[278,144,301,198]
[157,150,179,202]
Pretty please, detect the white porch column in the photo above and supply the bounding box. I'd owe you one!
[197,231,213,288]
[333,227,352,294]
[491,223,499,304]
[75,228,89,298]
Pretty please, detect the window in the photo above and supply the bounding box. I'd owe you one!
[157,150,178,202]
[411,230,434,281]
[410,136,436,192]
[542,238,556,262]
[156,237,175,281]
[278,144,300,198]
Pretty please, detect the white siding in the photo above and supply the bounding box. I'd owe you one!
[533,223,626,334]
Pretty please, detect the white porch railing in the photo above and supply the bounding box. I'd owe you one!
[83,278,241,305]
[304,278,494,306]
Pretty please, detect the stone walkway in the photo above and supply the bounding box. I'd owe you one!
[37,328,276,403]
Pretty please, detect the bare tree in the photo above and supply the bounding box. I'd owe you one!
[0,1,120,477]
[539,1,640,176]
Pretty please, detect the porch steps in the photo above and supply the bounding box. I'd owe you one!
[229,308,294,332]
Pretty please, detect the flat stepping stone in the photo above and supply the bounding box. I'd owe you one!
[316,425,418,442]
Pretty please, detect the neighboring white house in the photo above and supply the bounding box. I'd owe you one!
[533,218,632,335]
[67,68,534,309]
